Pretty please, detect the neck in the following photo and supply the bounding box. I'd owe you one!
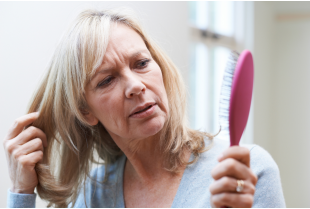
[124,134,167,183]
[111,132,189,184]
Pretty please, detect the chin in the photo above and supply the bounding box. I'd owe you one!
[139,115,166,137]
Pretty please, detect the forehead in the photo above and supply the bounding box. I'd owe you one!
[89,23,150,80]
[104,23,147,59]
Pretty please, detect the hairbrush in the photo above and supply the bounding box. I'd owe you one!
[218,50,254,146]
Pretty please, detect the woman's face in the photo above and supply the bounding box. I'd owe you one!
[84,23,169,146]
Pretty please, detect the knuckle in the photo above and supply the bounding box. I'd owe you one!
[214,193,222,201]
[226,158,236,170]
[215,193,230,204]
[12,119,21,129]
[249,184,256,195]
[220,193,229,202]
[37,150,44,158]
[27,126,38,135]
[249,171,258,185]
[5,142,15,154]
[222,177,230,187]
[36,148,43,155]
[33,138,43,148]
[211,168,217,179]
[242,147,250,156]
[12,149,21,160]
[227,158,236,165]
[243,194,254,207]
[18,156,28,166]
[211,195,220,207]
[253,174,258,185]
[209,183,215,194]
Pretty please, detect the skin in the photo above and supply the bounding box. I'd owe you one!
[3,23,257,207]
[3,112,46,194]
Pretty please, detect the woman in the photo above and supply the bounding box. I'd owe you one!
[4,8,285,207]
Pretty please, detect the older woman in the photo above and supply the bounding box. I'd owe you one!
[4,9,285,208]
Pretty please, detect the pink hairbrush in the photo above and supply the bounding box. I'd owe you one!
[219,50,254,146]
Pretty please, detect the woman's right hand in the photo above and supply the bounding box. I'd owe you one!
[2,112,47,194]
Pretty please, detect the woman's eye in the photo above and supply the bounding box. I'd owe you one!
[97,76,114,88]
[137,59,150,69]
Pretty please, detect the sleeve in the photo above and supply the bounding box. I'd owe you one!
[7,188,87,208]
[249,145,286,208]
[7,189,36,208]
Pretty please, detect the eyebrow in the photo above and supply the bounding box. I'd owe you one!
[91,49,150,80]
[130,49,150,59]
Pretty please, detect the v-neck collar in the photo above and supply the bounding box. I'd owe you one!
[115,154,126,208]
[171,153,195,207]
[115,153,195,208]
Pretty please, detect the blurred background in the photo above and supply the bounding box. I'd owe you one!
[1,1,310,207]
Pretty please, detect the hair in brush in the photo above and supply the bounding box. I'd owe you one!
[218,51,240,139]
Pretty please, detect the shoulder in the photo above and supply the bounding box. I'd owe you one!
[242,144,280,176]
[174,138,283,207]
[241,145,286,207]
[200,138,279,173]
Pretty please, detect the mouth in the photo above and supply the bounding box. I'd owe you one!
[129,102,157,117]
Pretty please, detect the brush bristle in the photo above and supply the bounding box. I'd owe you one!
[218,51,239,138]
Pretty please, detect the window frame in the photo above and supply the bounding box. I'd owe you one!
[188,1,254,144]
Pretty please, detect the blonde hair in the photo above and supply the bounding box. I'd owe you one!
[28,8,213,207]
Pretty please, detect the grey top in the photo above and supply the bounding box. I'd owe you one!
[7,138,286,208]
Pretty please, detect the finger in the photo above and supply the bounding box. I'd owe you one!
[211,193,254,208]
[209,177,255,195]
[211,158,257,184]
[218,146,250,167]
[20,150,44,166]
[12,126,47,148]
[5,112,40,140]
[13,138,44,160]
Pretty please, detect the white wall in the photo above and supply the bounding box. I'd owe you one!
[272,13,310,208]
[0,2,189,207]
[253,2,310,207]
[253,2,275,154]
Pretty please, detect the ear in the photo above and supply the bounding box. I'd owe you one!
[80,109,99,126]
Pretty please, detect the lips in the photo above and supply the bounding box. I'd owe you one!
[129,102,156,117]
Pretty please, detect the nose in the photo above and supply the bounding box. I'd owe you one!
[124,72,146,98]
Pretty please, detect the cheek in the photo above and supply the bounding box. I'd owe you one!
[156,69,169,103]
[102,98,125,129]
[88,91,126,130]
[160,90,169,120]
[147,68,170,117]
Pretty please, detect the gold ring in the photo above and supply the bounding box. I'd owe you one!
[236,180,244,192]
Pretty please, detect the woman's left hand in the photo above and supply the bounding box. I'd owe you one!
[209,146,258,208]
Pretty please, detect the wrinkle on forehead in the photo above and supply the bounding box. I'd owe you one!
[91,49,151,80]
[104,24,147,60]
[90,23,150,80]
